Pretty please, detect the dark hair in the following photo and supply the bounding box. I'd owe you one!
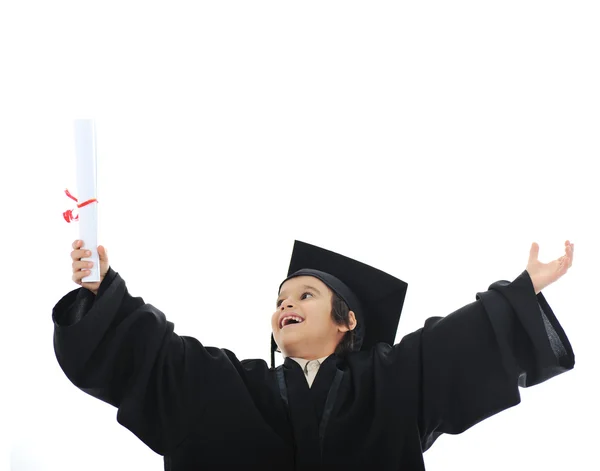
[331,292,356,356]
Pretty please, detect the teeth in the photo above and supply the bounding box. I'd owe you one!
[281,315,304,328]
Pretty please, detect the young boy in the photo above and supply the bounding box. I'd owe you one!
[53,239,574,470]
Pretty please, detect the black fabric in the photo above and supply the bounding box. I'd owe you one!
[52,269,574,470]
[275,358,345,457]
[318,367,344,453]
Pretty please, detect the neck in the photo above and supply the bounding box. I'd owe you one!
[283,351,333,361]
[279,335,344,360]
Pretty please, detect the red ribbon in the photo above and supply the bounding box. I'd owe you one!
[63,189,98,223]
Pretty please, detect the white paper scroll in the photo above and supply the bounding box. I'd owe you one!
[74,119,100,282]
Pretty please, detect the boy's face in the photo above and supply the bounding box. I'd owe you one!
[272,275,353,360]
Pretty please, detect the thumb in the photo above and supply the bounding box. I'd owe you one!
[529,242,539,263]
[98,245,108,261]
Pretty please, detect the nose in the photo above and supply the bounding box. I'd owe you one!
[279,298,295,310]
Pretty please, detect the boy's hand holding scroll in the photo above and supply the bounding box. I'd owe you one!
[71,239,109,295]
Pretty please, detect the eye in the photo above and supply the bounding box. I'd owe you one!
[276,291,313,307]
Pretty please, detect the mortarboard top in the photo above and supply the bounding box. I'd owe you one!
[271,240,408,366]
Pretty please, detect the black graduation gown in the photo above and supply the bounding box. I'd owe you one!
[52,267,574,470]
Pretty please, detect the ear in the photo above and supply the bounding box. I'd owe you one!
[348,311,357,331]
[338,311,357,333]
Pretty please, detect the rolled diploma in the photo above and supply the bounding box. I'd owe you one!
[74,119,100,282]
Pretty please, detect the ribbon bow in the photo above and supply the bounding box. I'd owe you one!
[63,189,98,223]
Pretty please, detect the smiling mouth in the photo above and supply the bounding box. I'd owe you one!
[280,316,305,329]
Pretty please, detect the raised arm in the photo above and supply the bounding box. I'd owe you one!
[407,242,575,451]
[53,241,244,456]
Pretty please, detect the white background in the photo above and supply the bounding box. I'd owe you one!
[1,1,598,470]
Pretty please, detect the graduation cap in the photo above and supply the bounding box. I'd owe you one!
[271,240,408,367]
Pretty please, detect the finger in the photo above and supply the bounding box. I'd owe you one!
[555,257,566,277]
[98,245,108,261]
[72,260,94,272]
[72,239,83,250]
[557,245,573,271]
[72,270,92,283]
[562,245,571,259]
[560,255,567,265]
[529,242,540,263]
[71,248,92,261]
[567,245,574,268]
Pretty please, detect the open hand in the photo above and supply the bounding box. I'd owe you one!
[526,240,574,294]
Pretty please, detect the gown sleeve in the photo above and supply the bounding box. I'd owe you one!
[412,270,574,451]
[52,267,247,456]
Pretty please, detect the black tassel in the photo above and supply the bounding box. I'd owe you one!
[271,346,275,369]
[271,333,276,369]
